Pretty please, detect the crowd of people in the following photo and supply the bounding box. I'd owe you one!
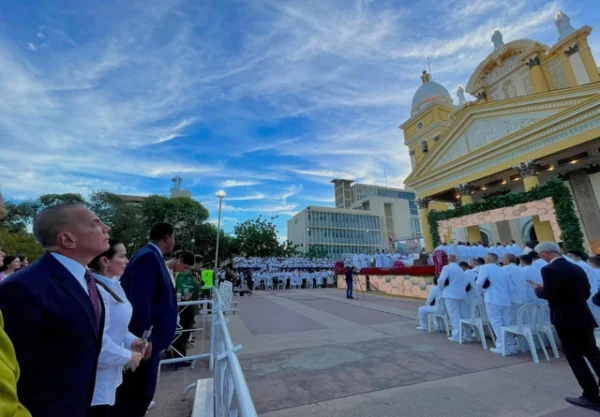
[433,240,527,262]
[232,256,335,289]
[415,242,600,412]
[0,203,208,417]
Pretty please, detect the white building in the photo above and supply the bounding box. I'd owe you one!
[287,180,421,256]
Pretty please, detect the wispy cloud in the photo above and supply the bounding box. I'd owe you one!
[220,180,260,188]
[0,0,582,237]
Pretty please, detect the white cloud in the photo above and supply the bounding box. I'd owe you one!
[220,180,260,188]
[225,193,266,201]
[37,32,46,39]
[27,43,37,51]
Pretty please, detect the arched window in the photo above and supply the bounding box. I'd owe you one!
[421,140,429,153]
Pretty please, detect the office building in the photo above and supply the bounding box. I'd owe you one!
[288,180,421,256]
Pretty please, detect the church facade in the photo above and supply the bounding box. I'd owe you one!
[401,11,600,253]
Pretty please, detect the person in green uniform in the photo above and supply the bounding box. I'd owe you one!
[171,252,197,369]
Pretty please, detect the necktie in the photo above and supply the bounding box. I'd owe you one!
[84,270,102,330]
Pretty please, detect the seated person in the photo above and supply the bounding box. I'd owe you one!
[417,277,442,331]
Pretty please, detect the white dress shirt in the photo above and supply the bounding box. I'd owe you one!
[438,262,467,300]
[464,267,482,304]
[503,263,528,305]
[511,244,523,256]
[477,263,511,306]
[51,252,89,295]
[426,285,441,307]
[92,274,137,406]
[577,260,599,299]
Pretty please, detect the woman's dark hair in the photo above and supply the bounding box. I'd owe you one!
[89,239,123,273]
[0,255,19,272]
[17,254,27,262]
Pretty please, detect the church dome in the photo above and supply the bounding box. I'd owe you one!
[411,77,453,116]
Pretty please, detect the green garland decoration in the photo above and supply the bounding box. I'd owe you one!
[427,177,584,251]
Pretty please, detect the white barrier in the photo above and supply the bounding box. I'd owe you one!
[164,290,257,417]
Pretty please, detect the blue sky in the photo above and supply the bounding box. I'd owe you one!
[0,0,598,237]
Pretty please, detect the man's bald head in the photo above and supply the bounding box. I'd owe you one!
[34,204,83,249]
[487,253,498,264]
[33,204,110,264]
[448,254,457,263]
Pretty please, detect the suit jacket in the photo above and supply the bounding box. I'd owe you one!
[536,257,596,331]
[0,253,104,417]
[0,311,31,417]
[120,244,177,353]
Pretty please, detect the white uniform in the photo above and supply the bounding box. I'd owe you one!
[434,244,447,253]
[353,254,361,271]
[464,267,482,305]
[468,245,478,264]
[532,258,548,271]
[438,262,468,340]
[418,285,442,329]
[361,255,370,269]
[576,259,600,326]
[477,245,487,259]
[477,263,512,352]
[503,263,529,325]
[447,244,457,256]
[375,253,383,268]
[511,244,523,256]
[522,264,545,304]
[457,245,468,263]
[495,245,506,258]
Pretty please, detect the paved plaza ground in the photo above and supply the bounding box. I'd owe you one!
[153,289,599,417]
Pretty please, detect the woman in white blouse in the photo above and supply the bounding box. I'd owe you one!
[88,239,144,417]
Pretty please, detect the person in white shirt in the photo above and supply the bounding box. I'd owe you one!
[460,258,483,306]
[530,251,548,271]
[588,256,600,293]
[457,242,468,263]
[437,255,469,342]
[447,241,457,256]
[353,254,361,271]
[88,239,145,416]
[477,242,487,259]
[361,254,370,269]
[375,250,383,268]
[495,243,507,258]
[510,240,523,256]
[568,250,600,326]
[417,277,442,331]
[477,253,513,354]
[502,253,529,326]
[467,243,478,264]
[519,254,545,304]
[434,242,448,253]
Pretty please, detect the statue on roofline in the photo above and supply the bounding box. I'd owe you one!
[420,70,432,84]
[491,29,504,50]
[555,11,576,41]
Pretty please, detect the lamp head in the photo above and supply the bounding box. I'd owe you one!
[216,190,226,198]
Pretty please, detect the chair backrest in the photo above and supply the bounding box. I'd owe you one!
[537,303,550,328]
[220,281,233,309]
[516,304,539,333]
[437,297,447,315]
[470,299,486,322]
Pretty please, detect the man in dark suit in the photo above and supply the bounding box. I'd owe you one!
[112,222,177,417]
[0,204,110,417]
[533,241,600,412]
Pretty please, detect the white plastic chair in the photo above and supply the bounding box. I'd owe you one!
[459,299,496,350]
[428,297,450,336]
[537,303,560,359]
[501,304,550,363]
[219,281,238,314]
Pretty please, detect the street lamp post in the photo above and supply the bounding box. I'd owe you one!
[214,190,226,270]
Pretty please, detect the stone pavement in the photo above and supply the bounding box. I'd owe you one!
[152,289,599,417]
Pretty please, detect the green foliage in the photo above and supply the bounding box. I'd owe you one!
[307,244,329,258]
[233,216,280,257]
[428,177,584,251]
[0,228,43,260]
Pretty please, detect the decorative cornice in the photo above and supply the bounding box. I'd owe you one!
[407,94,597,183]
[527,56,541,69]
[564,44,579,57]
[454,183,474,196]
[476,91,487,100]
[412,104,600,194]
[513,160,541,178]
[415,198,431,209]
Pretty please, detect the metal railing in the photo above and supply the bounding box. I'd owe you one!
[211,287,257,416]
[163,287,257,417]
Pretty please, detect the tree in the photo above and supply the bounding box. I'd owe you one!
[0,228,43,260]
[233,216,281,257]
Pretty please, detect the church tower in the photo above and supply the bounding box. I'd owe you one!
[399,71,456,169]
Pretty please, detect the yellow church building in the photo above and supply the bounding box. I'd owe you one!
[401,11,600,253]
